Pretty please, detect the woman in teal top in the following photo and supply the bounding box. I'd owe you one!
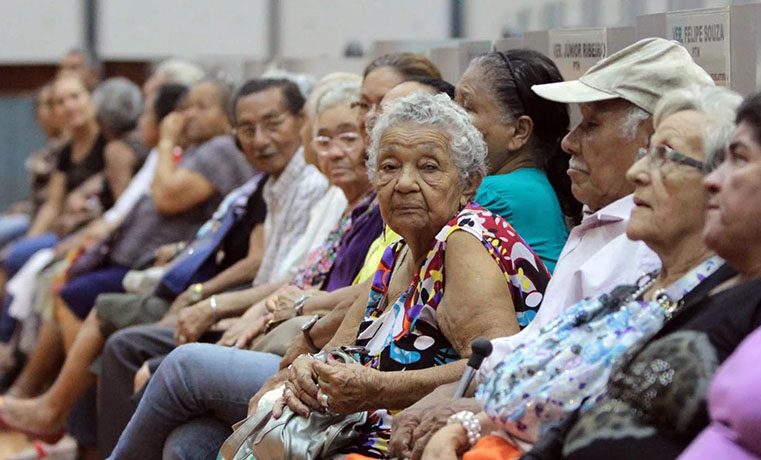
[475,169,567,272]
[456,50,581,272]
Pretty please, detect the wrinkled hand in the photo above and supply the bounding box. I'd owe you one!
[273,355,322,418]
[53,236,80,259]
[175,300,216,345]
[216,301,269,348]
[248,369,288,416]
[391,398,483,460]
[279,334,313,370]
[390,405,425,459]
[420,423,467,460]
[159,112,187,145]
[264,289,301,324]
[134,361,151,394]
[166,289,194,318]
[312,359,379,415]
[154,243,179,266]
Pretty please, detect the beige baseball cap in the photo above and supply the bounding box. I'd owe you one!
[531,37,714,114]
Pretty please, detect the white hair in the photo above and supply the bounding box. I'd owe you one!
[620,104,652,141]
[154,58,206,87]
[312,80,361,137]
[304,72,362,120]
[261,69,316,100]
[92,77,143,137]
[654,85,743,170]
[367,92,487,185]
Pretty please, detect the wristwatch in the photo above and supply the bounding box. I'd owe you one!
[293,294,311,316]
[300,315,321,352]
[189,283,204,303]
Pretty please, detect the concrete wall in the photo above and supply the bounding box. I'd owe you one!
[98,0,269,60]
[1,0,756,64]
[0,0,83,63]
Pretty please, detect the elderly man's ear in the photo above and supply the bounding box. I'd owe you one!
[460,174,483,207]
[507,115,534,152]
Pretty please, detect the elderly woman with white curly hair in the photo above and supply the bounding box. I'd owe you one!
[103,92,549,460]
[257,91,551,458]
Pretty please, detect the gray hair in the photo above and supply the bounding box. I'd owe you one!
[620,104,652,141]
[261,69,316,100]
[367,92,487,185]
[154,58,206,87]
[304,73,362,120]
[312,80,361,136]
[92,77,143,138]
[654,85,743,171]
[65,48,103,75]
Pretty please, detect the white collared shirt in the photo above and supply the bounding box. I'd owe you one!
[102,149,158,224]
[253,147,328,286]
[479,194,661,378]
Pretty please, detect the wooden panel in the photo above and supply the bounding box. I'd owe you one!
[103,61,152,87]
[0,65,58,93]
[0,62,151,95]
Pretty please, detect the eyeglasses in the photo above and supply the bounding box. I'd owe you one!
[636,145,706,172]
[232,112,289,141]
[350,100,378,115]
[311,132,362,154]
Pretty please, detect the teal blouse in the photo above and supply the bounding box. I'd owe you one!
[475,168,568,272]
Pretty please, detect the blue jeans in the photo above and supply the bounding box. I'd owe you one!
[109,343,281,460]
[0,214,30,250]
[2,232,58,276]
[0,232,58,342]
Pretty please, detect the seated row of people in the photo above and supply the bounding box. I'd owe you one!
[0,37,759,460]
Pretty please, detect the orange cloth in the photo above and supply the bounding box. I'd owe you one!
[345,455,376,460]
[463,435,522,460]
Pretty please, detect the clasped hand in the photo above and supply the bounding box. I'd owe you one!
[272,353,378,419]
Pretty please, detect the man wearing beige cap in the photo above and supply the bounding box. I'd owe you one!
[388,37,714,460]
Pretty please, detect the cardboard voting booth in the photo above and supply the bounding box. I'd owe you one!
[637,4,761,95]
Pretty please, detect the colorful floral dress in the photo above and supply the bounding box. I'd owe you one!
[345,202,551,457]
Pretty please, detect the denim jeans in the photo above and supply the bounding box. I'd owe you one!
[99,325,177,459]
[0,214,30,250]
[109,343,281,460]
[2,232,58,276]
[0,232,58,342]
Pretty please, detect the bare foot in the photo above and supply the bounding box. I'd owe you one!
[0,395,66,442]
[5,385,33,398]
[0,343,17,373]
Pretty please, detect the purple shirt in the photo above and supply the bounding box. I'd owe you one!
[680,325,761,460]
[322,196,383,292]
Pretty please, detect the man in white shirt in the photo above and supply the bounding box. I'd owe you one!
[389,37,715,459]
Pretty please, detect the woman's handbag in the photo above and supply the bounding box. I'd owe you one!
[219,347,368,460]
[65,237,112,281]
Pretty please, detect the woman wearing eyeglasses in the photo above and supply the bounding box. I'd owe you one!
[421,85,754,460]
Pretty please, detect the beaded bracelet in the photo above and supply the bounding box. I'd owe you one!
[448,410,482,448]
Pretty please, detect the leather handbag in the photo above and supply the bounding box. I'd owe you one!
[66,237,112,281]
[219,347,368,460]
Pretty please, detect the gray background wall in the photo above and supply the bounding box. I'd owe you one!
[1,0,759,209]
[0,97,44,209]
